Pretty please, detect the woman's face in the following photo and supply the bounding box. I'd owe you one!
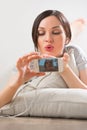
[37,16,67,57]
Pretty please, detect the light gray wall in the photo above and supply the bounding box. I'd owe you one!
[0,0,87,76]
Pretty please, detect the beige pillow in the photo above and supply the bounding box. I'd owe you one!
[0,88,87,119]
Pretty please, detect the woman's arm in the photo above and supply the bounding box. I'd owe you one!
[0,75,21,108]
[0,52,45,108]
[60,65,87,89]
[60,53,87,89]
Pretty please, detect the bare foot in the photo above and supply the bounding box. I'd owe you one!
[71,18,87,41]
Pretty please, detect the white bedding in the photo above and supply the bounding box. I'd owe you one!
[0,88,87,119]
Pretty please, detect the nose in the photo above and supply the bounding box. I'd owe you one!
[44,32,53,43]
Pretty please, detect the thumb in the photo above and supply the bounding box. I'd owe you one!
[63,53,70,62]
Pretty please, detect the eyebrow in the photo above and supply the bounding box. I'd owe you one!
[52,26,60,29]
[38,26,60,30]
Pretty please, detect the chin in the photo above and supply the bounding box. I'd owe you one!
[41,51,58,57]
[45,52,55,56]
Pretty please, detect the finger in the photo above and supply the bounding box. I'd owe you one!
[16,58,23,73]
[16,58,22,68]
[19,52,41,64]
[22,52,40,59]
[63,53,69,62]
[27,54,42,62]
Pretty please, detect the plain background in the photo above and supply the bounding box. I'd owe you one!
[0,0,87,76]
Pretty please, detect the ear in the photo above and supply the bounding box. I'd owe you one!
[65,37,69,45]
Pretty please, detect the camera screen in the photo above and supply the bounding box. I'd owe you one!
[38,58,59,72]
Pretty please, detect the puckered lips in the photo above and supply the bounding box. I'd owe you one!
[45,45,54,51]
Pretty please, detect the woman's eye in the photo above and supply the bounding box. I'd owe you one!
[52,31,62,35]
[38,31,45,36]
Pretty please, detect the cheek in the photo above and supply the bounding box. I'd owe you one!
[55,37,65,48]
[57,34,66,45]
[37,39,43,51]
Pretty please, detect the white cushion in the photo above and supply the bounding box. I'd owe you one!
[0,88,87,119]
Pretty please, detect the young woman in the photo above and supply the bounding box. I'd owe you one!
[0,10,87,108]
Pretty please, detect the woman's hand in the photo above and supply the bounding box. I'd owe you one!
[40,53,70,72]
[16,52,69,85]
[62,53,70,72]
[16,52,45,86]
